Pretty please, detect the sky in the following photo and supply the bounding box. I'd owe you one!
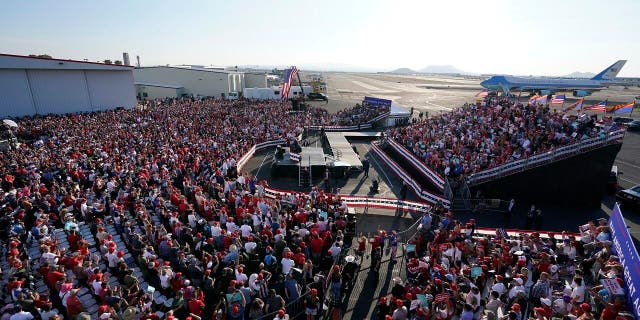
[2,0,639,76]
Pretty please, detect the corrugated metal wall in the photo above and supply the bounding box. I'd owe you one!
[29,70,92,115]
[0,69,36,117]
[85,70,136,110]
[0,69,136,118]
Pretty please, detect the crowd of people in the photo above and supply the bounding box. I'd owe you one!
[388,98,612,177]
[371,203,633,320]
[0,98,383,320]
[305,103,390,127]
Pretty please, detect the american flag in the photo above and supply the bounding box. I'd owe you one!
[551,95,565,104]
[583,99,608,112]
[281,66,299,100]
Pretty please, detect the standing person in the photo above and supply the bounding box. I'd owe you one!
[389,231,399,262]
[399,182,408,201]
[525,205,536,230]
[505,198,515,226]
[362,158,370,178]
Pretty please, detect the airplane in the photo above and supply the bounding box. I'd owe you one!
[480,60,627,97]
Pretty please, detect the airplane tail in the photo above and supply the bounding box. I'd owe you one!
[590,60,627,81]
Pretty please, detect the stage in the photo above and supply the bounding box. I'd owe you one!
[271,147,327,178]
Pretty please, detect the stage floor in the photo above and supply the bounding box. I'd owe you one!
[274,147,326,167]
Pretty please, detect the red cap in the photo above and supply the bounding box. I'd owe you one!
[405,293,412,300]
[380,296,387,304]
[496,275,503,281]
[396,299,404,307]
[258,273,264,280]
[332,265,340,271]
[311,288,317,295]
[278,309,285,317]
[230,280,237,286]
[435,278,442,285]
[163,261,171,266]
[205,270,211,276]
[117,251,125,258]
[511,303,521,311]
[385,316,392,320]
[232,305,240,313]
[580,303,591,312]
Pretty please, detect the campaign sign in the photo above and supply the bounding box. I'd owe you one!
[364,96,392,107]
[608,203,640,319]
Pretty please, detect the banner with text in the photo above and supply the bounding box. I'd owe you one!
[608,203,640,319]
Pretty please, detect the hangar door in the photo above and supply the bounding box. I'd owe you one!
[85,70,136,110]
[0,69,37,117]
[28,70,91,115]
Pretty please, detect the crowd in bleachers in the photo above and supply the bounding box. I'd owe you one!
[305,103,390,127]
[388,98,610,177]
[0,98,374,320]
[370,203,633,320]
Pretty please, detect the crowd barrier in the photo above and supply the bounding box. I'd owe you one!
[236,139,285,172]
[384,138,446,191]
[466,129,626,185]
[262,186,433,214]
[305,112,390,132]
[370,142,450,207]
[470,227,581,240]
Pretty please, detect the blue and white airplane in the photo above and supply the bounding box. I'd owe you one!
[480,60,627,97]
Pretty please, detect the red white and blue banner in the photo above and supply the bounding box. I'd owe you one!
[608,203,640,319]
[385,138,445,190]
[281,66,299,100]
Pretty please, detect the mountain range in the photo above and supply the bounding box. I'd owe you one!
[389,65,468,75]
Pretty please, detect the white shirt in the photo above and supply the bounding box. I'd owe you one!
[10,312,34,320]
[244,242,257,254]
[240,224,252,238]
[571,284,585,303]
[226,222,238,234]
[491,282,506,295]
[106,252,118,268]
[281,258,295,275]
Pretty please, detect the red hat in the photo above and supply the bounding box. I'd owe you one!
[117,251,125,258]
[380,296,387,304]
[230,280,237,286]
[108,247,115,253]
[107,235,113,240]
[299,241,306,248]
[258,273,264,280]
[396,299,404,307]
[435,278,442,285]
[238,267,244,273]
[232,305,240,314]
[109,242,116,248]
[196,233,202,238]
[511,303,521,311]
[405,293,412,300]
[580,303,591,312]
[496,275,504,281]
[385,316,392,320]
[205,269,211,276]
[175,272,182,277]
[278,309,285,317]
[333,265,340,271]
[207,238,214,244]
[163,261,171,266]
[311,288,318,295]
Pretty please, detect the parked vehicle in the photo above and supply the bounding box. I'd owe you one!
[613,117,634,126]
[307,92,328,101]
[626,120,640,132]
[616,184,640,209]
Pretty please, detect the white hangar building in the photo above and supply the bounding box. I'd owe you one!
[133,66,268,99]
[0,54,136,118]
[134,66,242,99]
